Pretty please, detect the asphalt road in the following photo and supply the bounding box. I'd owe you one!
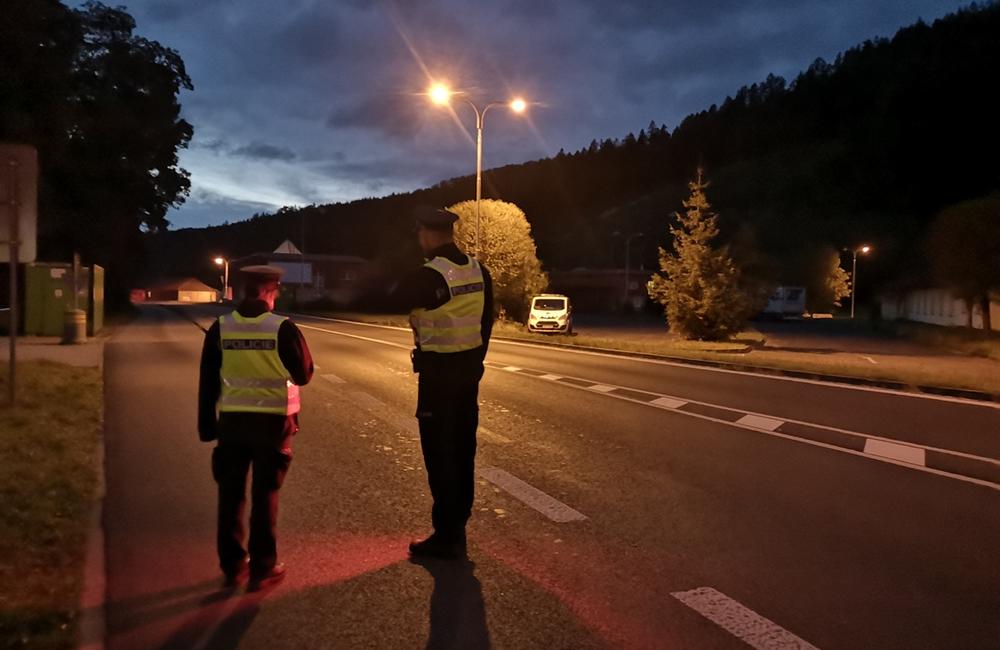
[101,304,1000,649]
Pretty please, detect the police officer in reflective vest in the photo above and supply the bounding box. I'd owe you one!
[198,264,314,588]
[391,206,494,559]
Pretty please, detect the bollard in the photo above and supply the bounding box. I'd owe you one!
[62,309,87,344]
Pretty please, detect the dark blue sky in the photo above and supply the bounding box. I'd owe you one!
[117,1,969,229]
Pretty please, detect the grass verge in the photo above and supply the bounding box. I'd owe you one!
[0,361,102,650]
[896,321,1000,361]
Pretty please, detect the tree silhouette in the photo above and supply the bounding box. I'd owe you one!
[926,195,1000,330]
[1,0,192,304]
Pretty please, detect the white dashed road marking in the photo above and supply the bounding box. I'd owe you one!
[483,361,1000,491]
[673,587,820,650]
[539,374,562,381]
[321,373,346,384]
[864,438,926,466]
[503,365,522,372]
[298,323,411,350]
[651,396,687,409]
[737,414,784,431]
[478,466,587,523]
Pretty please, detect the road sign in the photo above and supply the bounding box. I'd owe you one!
[0,144,38,263]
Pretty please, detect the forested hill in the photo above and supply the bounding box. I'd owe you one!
[153,2,1000,293]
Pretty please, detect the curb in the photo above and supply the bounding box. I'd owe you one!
[490,335,1000,404]
[77,349,107,650]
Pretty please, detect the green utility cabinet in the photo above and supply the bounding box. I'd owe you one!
[24,262,104,337]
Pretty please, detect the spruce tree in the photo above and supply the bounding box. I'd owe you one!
[647,170,750,340]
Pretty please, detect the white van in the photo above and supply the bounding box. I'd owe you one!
[528,294,573,334]
[762,286,807,317]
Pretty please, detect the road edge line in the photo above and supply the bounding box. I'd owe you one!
[290,312,999,408]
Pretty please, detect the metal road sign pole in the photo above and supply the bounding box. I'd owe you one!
[7,158,18,405]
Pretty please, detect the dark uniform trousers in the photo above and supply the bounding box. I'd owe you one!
[417,365,482,540]
[212,428,293,575]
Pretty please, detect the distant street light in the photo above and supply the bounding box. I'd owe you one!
[428,82,529,256]
[214,256,229,302]
[624,232,645,310]
[849,244,872,319]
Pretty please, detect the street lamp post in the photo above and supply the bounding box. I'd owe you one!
[214,256,229,302]
[429,84,527,256]
[624,232,644,310]
[849,244,871,319]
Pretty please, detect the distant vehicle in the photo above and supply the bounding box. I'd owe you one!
[762,286,806,318]
[528,294,573,334]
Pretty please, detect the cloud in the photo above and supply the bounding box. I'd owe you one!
[231,142,298,161]
[327,93,428,139]
[132,0,970,228]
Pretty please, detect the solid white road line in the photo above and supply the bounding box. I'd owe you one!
[298,323,411,350]
[864,438,926,466]
[296,317,1000,490]
[673,587,820,650]
[737,414,784,431]
[487,338,1000,410]
[294,312,999,410]
[478,466,588,523]
[500,365,1000,491]
[292,313,410,332]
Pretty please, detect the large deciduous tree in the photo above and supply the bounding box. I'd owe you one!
[786,244,851,313]
[647,170,751,340]
[447,199,547,322]
[1,0,192,304]
[925,195,1000,330]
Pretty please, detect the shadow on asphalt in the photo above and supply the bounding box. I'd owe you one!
[156,584,266,650]
[410,556,491,650]
[96,577,263,649]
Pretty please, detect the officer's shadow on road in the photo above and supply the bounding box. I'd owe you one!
[98,577,267,650]
[154,583,270,650]
[411,556,491,650]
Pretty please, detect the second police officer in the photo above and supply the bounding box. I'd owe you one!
[389,206,494,559]
[198,264,314,589]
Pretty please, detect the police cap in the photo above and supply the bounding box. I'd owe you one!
[413,206,459,231]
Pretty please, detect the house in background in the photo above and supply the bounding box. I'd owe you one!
[139,278,219,303]
[233,240,370,306]
[880,288,999,331]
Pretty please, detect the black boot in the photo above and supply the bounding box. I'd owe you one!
[409,530,467,559]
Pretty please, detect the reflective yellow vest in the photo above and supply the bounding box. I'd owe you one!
[410,256,485,353]
[218,311,301,415]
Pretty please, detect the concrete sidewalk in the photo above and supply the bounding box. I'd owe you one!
[0,336,105,368]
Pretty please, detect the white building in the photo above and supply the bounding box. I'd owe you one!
[880,288,999,331]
